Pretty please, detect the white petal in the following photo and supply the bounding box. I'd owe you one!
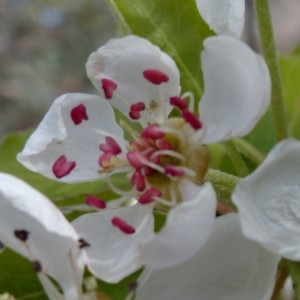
[199,36,270,144]
[86,35,180,124]
[196,0,245,38]
[233,138,300,260]
[136,214,279,300]
[18,93,125,183]
[0,173,84,300]
[139,180,216,268]
[73,203,154,283]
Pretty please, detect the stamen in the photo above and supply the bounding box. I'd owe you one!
[70,104,89,125]
[143,69,169,85]
[101,78,118,99]
[182,110,202,130]
[32,260,42,273]
[139,187,161,205]
[14,229,30,241]
[111,217,136,234]
[170,96,188,111]
[127,151,146,169]
[141,124,164,139]
[181,91,195,112]
[164,165,184,177]
[52,155,76,178]
[85,196,107,209]
[99,137,122,155]
[105,173,131,197]
[150,149,186,162]
[129,102,146,120]
[131,170,146,191]
[99,152,114,168]
[78,238,91,248]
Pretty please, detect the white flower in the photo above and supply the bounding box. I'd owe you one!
[18,35,270,282]
[0,173,87,300]
[233,138,300,260]
[196,0,245,38]
[135,214,279,300]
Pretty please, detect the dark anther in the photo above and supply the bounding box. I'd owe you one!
[78,238,90,248]
[127,281,138,292]
[32,260,42,273]
[14,229,30,241]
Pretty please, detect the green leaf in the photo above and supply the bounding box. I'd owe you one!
[279,52,300,140]
[0,249,46,299]
[107,0,213,100]
[0,131,127,203]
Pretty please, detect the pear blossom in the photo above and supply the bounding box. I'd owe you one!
[0,173,87,300]
[18,35,270,281]
[135,214,279,300]
[196,0,245,38]
[233,138,300,260]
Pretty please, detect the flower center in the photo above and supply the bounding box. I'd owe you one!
[98,116,209,210]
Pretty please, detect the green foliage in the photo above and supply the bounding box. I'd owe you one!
[0,249,46,299]
[279,51,300,139]
[107,0,213,100]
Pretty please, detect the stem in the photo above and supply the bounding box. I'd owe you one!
[223,141,249,177]
[234,138,265,165]
[287,261,300,298]
[255,0,289,141]
[271,260,289,300]
[205,169,241,206]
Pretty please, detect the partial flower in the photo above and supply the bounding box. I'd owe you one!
[18,35,270,281]
[0,173,87,300]
[135,214,279,300]
[196,0,245,38]
[233,139,300,260]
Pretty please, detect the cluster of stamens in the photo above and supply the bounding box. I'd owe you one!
[91,96,204,213]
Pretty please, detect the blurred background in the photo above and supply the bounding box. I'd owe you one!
[0,0,300,138]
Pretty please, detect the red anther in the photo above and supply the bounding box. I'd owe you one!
[127,151,146,169]
[131,170,146,192]
[143,69,169,85]
[182,109,202,130]
[141,124,164,140]
[111,217,136,234]
[101,78,118,99]
[164,165,184,177]
[144,166,156,177]
[139,187,161,205]
[99,136,122,155]
[147,150,160,165]
[155,138,171,150]
[52,155,76,178]
[169,96,188,111]
[99,152,114,168]
[70,104,89,125]
[129,101,146,120]
[85,196,107,209]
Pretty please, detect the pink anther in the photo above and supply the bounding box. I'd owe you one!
[129,101,146,120]
[111,217,136,234]
[182,109,202,130]
[164,165,184,177]
[101,78,118,99]
[169,96,188,111]
[143,69,169,85]
[52,155,76,178]
[85,196,107,209]
[138,187,161,205]
[141,124,164,140]
[70,104,89,125]
[99,137,122,155]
